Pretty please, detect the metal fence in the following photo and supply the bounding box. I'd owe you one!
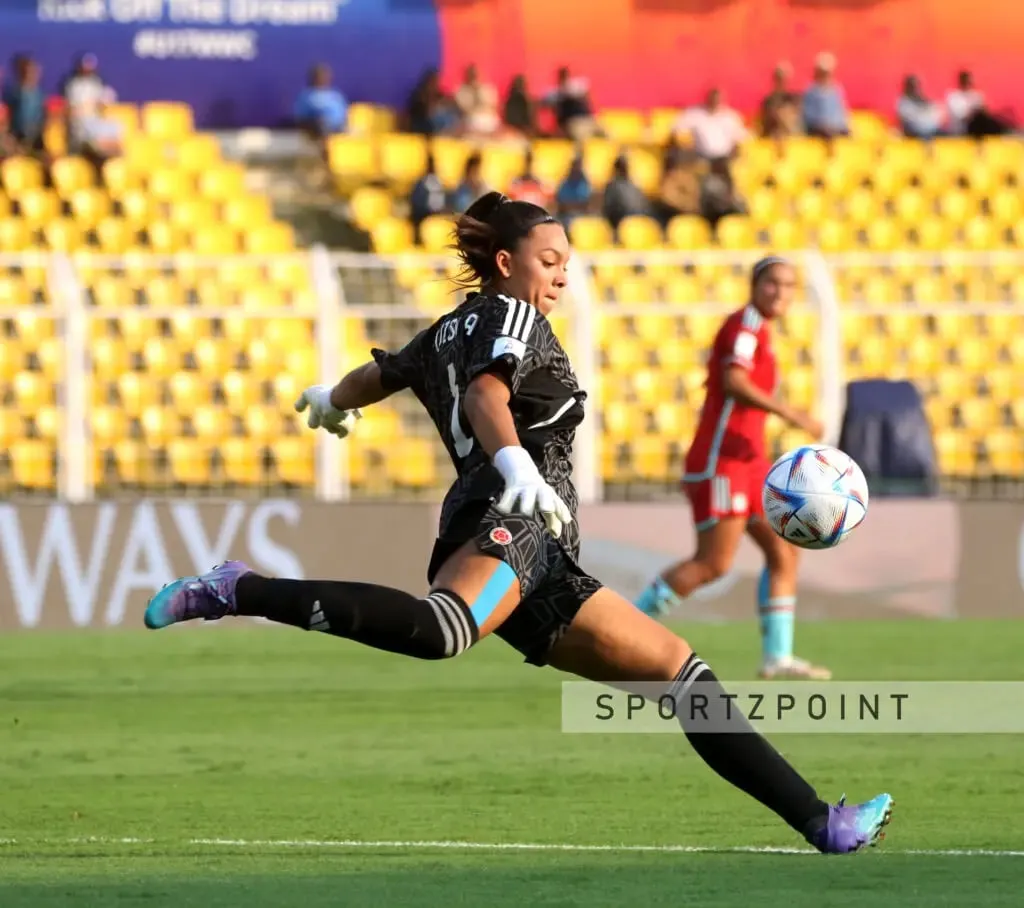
[0,248,1019,503]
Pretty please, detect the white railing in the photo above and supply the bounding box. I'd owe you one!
[5,248,1021,502]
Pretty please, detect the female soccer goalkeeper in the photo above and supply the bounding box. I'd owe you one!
[144,192,891,854]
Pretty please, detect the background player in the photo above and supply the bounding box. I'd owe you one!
[635,257,832,681]
[144,196,891,854]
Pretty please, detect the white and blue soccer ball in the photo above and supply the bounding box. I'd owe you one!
[762,444,869,550]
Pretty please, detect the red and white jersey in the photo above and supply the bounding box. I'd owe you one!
[684,304,778,479]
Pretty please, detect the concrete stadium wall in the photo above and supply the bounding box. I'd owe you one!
[0,499,1020,630]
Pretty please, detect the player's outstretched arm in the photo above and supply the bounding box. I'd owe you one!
[464,371,571,538]
[723,366,823,438]
[295,361,393,437]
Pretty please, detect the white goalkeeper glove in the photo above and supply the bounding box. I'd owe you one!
[493,446,572,540]
[294,384,362,438]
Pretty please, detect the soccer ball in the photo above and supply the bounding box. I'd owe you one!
[762,445,869,550]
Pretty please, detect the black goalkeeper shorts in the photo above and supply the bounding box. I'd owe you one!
[426,499,603,666]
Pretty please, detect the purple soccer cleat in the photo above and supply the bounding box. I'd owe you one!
[144,561,251,629]
[807,793,894,854]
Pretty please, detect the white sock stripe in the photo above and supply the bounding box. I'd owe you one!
[500,297,516,335]
[669,656,710,700]
[762,596,797,608]
[429,594,466,654]
[425,597,455,657]
[510,299,528,339]
[429,592,473,654]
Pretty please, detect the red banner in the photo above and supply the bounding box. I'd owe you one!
[439,0,1024,118]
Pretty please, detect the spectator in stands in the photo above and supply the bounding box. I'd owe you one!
[454,64,500,138]
[507,149,552,208]
[802,53,849,138]
[700,157,747,230]
[450,152,489,213]
[760,62,801,140]
[653,158,701,228]
[602,154,653,231]
[294,63,348,158]
[897,75,946,139]
[74,87,124,166]
[542,67,602,141]
[3,55,45,152]
[946,70,1013,137]
[554,153,592,228]
[503,74,537,137]
[407,68,459,136]
[672,88,748,161]
[408,153,448,241]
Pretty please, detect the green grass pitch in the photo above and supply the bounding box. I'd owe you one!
[2,619,1024,906]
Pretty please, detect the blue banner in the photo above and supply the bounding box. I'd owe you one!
[2,0,442,128]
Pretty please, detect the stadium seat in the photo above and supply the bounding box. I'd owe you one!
[168,439,211,486]
[530,140,576,188]
[177,134,222,172]
[221,437,262,485]
[419,215,455,253]
[70,188,113,229]
[597,109,646,144]
[273,437,315,486]
[198,164,247,200]
[618,216,663,250]
[348,187,394,232]
[10,440,53,490]
[666,215,713,249]
[568,216,614,251]
[328,136,377,191]
[245,223,296,254]
[142,102,195,140]
[51,157,96,197]
[1,156,45,195]
[18,188,61,226]
[43,218,85,252]
[372,217,415,254]
[378,133,430,192]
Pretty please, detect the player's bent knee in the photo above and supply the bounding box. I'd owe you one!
[420,589,480,659]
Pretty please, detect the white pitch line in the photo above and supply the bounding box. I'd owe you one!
[2,837,1023,857]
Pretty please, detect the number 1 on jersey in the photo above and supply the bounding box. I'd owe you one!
[447,363,474,458]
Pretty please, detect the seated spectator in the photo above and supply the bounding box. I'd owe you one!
[450,153,489,213]
[294,63,347,158]
[673,88,748,161]
[700,157,747,229]
[408,154,448,240]
[542,67,602,141]
[946,70,1013,137]
[454,64,500,138]
[3,55,46,152]
[63,52,107,151]
[760,62,800,139]
[507,149,552,208]
[407,68,459,136]
[802,53,849,138]
[555,154,592,228]
[602,154,653,231]
[75,87,124,166]
[653,159,701,228]
[898,75,946,139]
[503,75,537,137]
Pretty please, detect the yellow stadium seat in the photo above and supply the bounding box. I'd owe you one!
[793,189,829,224]
[937,189,976,222]
[91,406,130,448]
[348,186,394,231]
[105,103,139,137]
[602,401,645,440]
[346,103,380,136]
[430,136,473,187]
[142,102,195,139]
[273,437,315,486]
[816,219,854,252]
[961,217,998,249]
[166,371,208,414]
[245,222,295,254]
[168,439,212,486]
[530,139,576,188]
[191,404,230,442]
[982,429,1024,475]
[177,134,222,171]
[633,438,670,481]
[931,139,978,173]
[147,169,192,201]
[666,215,713,249]
[849,110,889,143]
[43,219,85,252]
[768,219,807,250]
[626,147,663,195]
[221,438,261,486]
[193,337,234,377]
[893,188,930,225]
[116,372,159,412]
[0,275,30,307]
[10,440,53,490]
[864,219,900,251]
[712,215,756,249]
[139,407,179,445]
[912,218,953,250]
[0,219,33,250]
[581,138,620,186]
[51,156,96,197]
[568,216,614,251]
[618,215,663,250]
[1,156,46,195]
[387,438,438,490]
[17,188,60,226]
[170,197,217,232]
[193,224,241,255]
[118,188,154,228]
[371,217,415,254]
[480,145,526,191]
[327,136,377,190]
[43,120,67,158]
[990,192,1022,226]
[142,337,180,378]
[198,164,247,200]
[101,157,142,199]
[145,220,185,253]
[377,133,429,191]
[221,370,261,411]
[613,276,658,304]
[597,109,646,144]
[222,195,273,229]
[418,214,455,253]
[69,187,113,229]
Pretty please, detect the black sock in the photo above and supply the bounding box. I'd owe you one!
[235,574,479,660]
[670,653,829,836]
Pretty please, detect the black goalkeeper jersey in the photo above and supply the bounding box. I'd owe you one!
[372,291,587,554]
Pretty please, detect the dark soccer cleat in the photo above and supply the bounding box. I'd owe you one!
[144,561,251,629]
[807,793,894,854]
